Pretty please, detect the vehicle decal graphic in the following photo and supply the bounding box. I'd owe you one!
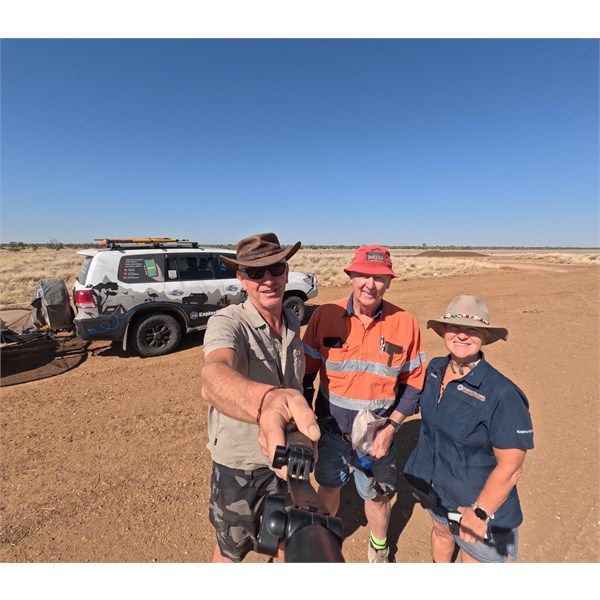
[84,301,220,334]
[89,275,248,322]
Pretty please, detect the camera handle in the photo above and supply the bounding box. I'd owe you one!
[256,421,345,562]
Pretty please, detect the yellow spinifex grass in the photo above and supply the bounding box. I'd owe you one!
[288,249,496,287]
[0,247,598,309]
[0,248,83,309]
[506,252,600,264]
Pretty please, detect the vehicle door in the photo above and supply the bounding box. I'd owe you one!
[211,253,247,306]
[164,253,226,328]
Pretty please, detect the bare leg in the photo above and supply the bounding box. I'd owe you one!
[272,543,286,563]
[364,495,391,541]
[459,549,479,563]
[431,518,456,563]
[317,485,341,516]
[212,545,234,563]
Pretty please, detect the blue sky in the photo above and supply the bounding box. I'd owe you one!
[1,37,598,247]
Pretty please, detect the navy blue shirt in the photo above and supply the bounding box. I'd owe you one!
[404,353,534,530]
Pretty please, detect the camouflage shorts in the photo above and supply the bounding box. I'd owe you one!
[209,462,284,562]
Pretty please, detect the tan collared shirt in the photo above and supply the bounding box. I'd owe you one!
[203,299,305,470]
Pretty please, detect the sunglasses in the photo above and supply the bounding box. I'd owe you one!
[239,262,286,280]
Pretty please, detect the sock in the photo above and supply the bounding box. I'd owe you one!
[370,532,387,550]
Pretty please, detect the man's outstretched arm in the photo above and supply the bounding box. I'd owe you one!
[201,348,320,467]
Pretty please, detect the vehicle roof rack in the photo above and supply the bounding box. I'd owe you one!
[95,238,201,250]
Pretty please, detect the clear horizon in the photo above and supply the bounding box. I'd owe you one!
[2,241,598,251]
[1,38,599,248]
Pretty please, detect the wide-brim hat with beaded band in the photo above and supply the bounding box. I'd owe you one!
[220,232,301,270]
[427,295,509,345]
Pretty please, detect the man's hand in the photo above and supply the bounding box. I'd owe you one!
[257,387,320,479]
[370,412,404,459]
[371,425,395,460]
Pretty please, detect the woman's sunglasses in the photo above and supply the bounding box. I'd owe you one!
[239,262,286,280]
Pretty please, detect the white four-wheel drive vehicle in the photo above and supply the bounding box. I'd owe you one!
[71,238,318,357]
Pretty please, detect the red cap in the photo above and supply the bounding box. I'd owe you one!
[343,245,396,278]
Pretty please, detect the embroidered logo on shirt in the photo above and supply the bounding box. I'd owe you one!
[457,384,486,402]
[517,429,533,434]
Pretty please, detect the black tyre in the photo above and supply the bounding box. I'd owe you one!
[131,313,182,357]
[283,295,306,323]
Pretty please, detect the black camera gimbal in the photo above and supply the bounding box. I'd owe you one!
[257,421,345,562]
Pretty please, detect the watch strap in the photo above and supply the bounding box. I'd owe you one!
[471,501,494,521]
[385,418,401,433]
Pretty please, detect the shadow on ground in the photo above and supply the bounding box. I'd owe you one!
[0,335,90,387]
[93,330,207,358]
[335,419,423,559]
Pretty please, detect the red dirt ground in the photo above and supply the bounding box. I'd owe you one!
[1,260,598,575]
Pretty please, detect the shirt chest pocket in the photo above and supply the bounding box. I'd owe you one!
[248,344,280,376]
[247,337,304,387]
[439,389,490,444]
[384,342,406,369]
[322,345,349,364]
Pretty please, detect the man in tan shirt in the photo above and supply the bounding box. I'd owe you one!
[201,232,320,563]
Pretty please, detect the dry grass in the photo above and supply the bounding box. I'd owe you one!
[288,249,496,287]
[505,252,600,265]
[1,247,598,310]
[0,248,83,309]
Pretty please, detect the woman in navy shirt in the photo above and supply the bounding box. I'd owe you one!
[404,295,534,563]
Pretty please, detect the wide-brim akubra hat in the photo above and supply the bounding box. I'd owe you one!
[427,295,509,345]
[220,232,301,270]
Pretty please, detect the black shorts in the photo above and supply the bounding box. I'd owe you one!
[208,462,284,562]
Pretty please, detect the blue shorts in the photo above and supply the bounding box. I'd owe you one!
[314,428,397,500]
[428,508,519,563]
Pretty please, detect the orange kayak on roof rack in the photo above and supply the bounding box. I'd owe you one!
[95,238,188,245]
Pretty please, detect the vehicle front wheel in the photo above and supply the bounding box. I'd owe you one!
[131,313,182,357]
[283,295,306,323]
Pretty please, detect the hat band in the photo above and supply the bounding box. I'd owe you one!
[442,313,490,325]
[238,248,284,261]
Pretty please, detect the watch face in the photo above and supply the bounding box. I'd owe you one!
[474,506,488,521]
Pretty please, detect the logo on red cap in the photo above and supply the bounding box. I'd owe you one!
[343,245,397,278]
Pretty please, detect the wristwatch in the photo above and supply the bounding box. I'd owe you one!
[385,418,401,433]
[471,501,494,522]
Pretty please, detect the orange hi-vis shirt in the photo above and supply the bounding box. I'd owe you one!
[302,296,426,435]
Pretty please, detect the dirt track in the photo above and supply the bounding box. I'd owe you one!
[1,261,599,564]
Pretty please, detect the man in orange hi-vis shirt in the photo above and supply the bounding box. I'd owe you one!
[302,245,426,562]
